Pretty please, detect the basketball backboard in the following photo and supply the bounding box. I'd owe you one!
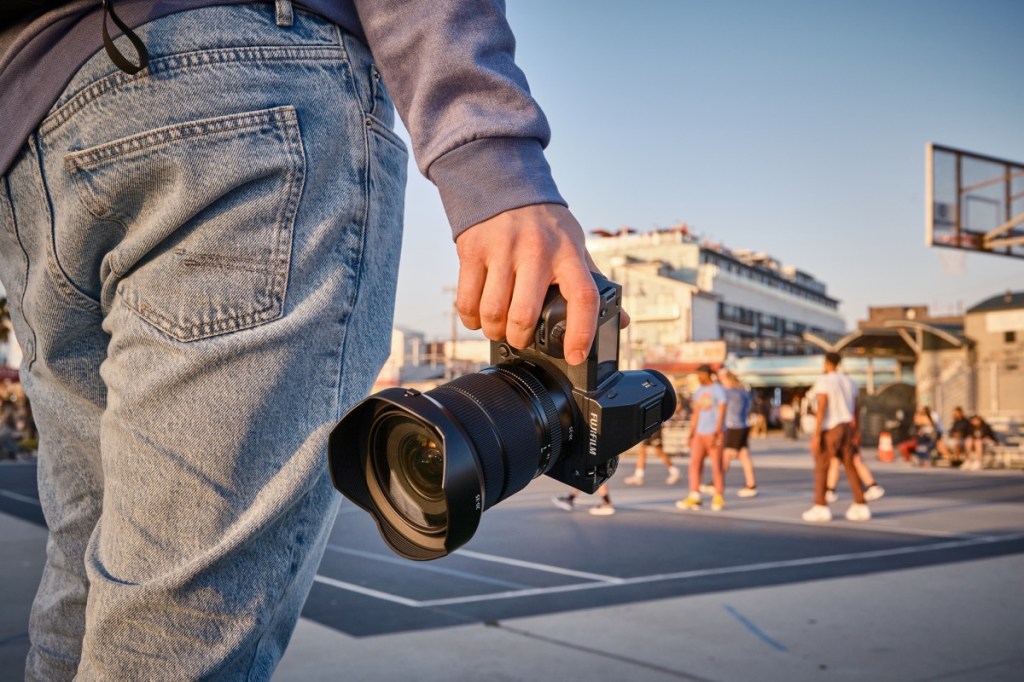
[926,143,1024,259]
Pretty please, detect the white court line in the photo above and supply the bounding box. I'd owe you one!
[455,549,624,584]
[0,490,41,506]
[617,500,1000,540]
[312,574,424,607]
[314,532,1024,609]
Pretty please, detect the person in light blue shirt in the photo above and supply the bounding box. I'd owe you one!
[677,365,727,511]
[719,370,759,498]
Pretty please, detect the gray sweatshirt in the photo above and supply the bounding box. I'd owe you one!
[0,0,565,237]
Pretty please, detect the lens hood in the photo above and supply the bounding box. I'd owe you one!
[328,388,485,561]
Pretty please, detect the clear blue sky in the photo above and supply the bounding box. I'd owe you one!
[392,0,1024,339]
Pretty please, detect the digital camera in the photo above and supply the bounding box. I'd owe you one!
[328,274,676,560]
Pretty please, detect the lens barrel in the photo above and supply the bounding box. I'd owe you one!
[329,363,568,560]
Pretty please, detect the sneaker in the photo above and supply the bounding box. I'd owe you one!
[711,494,725,511]
[825,489,839,503]
[845,503,872,521]
[551,495,574,511]
[589,503,616,516]
[623,472,645,486]
[699,483,716,496]
[863,484,886,501]
[676,493,702,511]
[665,467,681,485]
[736,486,758,498]
[802,504,832,522]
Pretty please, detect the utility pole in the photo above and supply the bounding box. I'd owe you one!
[443,286,458,380]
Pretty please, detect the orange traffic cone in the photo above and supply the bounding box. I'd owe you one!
[877,431,894,462]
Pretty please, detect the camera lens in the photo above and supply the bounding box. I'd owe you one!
[329,363,570,561]
[370,415,447,533]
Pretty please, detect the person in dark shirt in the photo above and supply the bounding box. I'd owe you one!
[937,406,970,466]
[963,415,997,471]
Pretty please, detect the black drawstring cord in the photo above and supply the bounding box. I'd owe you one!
[101,0,148,74]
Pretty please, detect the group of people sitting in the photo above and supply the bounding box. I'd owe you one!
[896,406,997,470]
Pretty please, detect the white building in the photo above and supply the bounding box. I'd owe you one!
[586,226,846,365]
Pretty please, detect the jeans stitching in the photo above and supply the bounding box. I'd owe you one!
[63,107,304,341]
[40,45,341,138]
[64,106,300,170]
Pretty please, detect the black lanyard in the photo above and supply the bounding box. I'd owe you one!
[102,0,148,74]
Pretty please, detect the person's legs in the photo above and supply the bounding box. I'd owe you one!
[687,436,708,496]
[624,444,648,484]
[6,7,407,680]
[738,447,757,489]
[812,436,832,507]
[835,430,866,505]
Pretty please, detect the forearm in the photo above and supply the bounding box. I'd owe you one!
[352,0,565,235]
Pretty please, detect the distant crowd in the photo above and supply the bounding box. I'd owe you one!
[895,405,999,470]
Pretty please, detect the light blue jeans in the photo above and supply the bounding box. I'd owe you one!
[0,3,407,679]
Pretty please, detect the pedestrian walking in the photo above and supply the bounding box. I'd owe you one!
[802,353,871,522]
[719,370,759,498]
[677,365,727,512]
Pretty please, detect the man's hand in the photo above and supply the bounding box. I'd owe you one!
[810,434,822,457]
[455,204,601,365]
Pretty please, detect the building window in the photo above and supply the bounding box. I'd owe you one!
[1006,331,1017,343]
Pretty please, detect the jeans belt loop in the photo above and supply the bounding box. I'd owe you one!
[276,0,294,27]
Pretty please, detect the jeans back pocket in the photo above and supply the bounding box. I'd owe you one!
[65,106,305,342]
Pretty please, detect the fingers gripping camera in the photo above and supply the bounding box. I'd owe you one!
[328,274,676,560]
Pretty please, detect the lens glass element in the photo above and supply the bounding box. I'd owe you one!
[370,415,448,533]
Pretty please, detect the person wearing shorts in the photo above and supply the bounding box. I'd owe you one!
[676,365,727,512]
[719,370,758,498]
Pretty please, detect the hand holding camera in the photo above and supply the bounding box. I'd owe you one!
[328,273,676,560]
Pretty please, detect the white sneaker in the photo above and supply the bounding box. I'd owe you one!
[845,503,871,521]
[736,486,759,498]
[699,483,716,496]
[802,505,832,522]
[665,467,681,485]
[863,484,885,501]
[589,503,616,516]
[623,472,645,486]
[825,489,839,503]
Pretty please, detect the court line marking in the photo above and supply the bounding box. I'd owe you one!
[313,532,1024,608]
[723,603,787,652]
[0,490,41,506]
[455,549,624,584]
[324,544,531,590]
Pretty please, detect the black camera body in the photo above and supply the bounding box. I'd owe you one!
[491,274,672,493]
[328,274,675,560]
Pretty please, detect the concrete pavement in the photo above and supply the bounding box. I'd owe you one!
[1,436,1021,681]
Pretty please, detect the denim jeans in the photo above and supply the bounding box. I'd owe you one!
[0,3,407,679]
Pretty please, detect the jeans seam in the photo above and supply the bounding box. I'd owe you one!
[39,45,341,138]
[30,135,104,317]
[1,174,39,369]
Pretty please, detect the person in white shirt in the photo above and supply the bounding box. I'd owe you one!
[802,353,871,522]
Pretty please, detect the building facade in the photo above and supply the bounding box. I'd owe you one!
[586,226,846,366]
[964,291,1024,418]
